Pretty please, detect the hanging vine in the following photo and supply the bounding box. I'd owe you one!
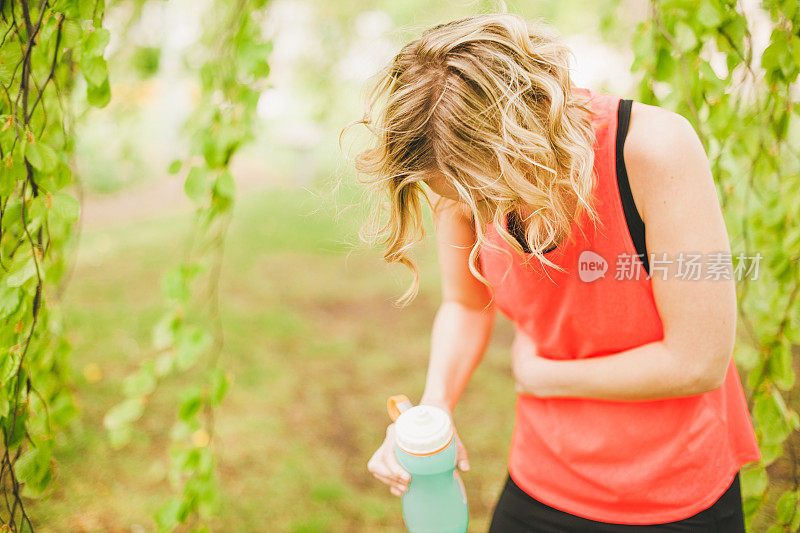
[627,0,800,530]
[102,0,273,530]
[0,0,108,530]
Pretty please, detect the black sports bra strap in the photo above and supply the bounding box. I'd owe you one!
[616,98,650,275]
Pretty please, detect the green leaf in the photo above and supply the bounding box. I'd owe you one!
[776,490,799,524]
[740,465,769,499]
[50,192,80,223]
[103,397,145,431]
[733,343,758,370]
[0,47,23,85]
[60,20,82,49]
[24,142,58,173]
[213,169,235,201]
[782,0,797,18]
[152,312,179,351]
[631,23,652,71]
[123,366,157,397]
[176,327,212,371]
[0,158,24,195]
[654,48,678,82]
[15,446,53,498]
[791,504,800,533]
[49,391,78,427]
[155,352,175,377]
[168,159,182,175]
[0,352,21,387]
[87,77,111,108]
[762,30,788,75]
[155,497,182,532]
[5,407,27,451]
[132,46,161,78]
[84,27,110,57]
[742,494,763,521]
[185,166,209,201]
[674,21,698,52]
[161,263,203,303]
[770,342,795,390]
[162,266,191,302]
[7,257,38,287]
[208,368,229,406]
[792,34,800,68]
[35,159,72,193]
[240,41,272,79]
[749,359,766,390]
[754,389,791,444]
[83,55,108,87]
[179,387,204,421]
[696,1,722,28]
[759,443,785,466]
[26,196,47,234]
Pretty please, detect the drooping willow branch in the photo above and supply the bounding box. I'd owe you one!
[102,0,273,529]
[0,1,107,530]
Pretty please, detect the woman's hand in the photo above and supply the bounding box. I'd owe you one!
[367,423,412,497]
[367,403,470,498]
[511,329,550,396]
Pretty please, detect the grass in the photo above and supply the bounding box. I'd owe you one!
[28,183,518,532]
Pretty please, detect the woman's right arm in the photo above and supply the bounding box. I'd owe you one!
[367,193,497,497]
[419,195,497,412]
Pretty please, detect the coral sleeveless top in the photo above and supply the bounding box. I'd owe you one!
[477,87,761,524]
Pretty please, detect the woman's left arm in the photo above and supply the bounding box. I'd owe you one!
[513,103,738,401]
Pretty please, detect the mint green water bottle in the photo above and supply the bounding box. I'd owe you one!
[387,395,469,533]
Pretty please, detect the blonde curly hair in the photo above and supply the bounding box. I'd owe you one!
[342,12,598,307]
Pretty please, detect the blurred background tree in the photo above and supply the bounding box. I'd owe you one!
[0,0,796,531]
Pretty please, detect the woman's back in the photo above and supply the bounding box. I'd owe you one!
[477,87,761,524]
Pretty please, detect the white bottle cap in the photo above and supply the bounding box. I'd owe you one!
[394,405,454,455]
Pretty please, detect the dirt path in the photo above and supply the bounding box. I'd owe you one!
[78,154,285,229]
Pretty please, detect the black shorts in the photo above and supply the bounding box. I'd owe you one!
[488,471,745,532]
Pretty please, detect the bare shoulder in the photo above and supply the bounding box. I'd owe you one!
[623,101,714,226]
[426,190,494,310]
[427,190,471,221]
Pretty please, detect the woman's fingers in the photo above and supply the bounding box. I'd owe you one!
[372,464,408,496]
[373,454,410,486]
[374,471,409,495]
[367,425,411,495]
[384,453,411,484]
[455,431,470,472]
